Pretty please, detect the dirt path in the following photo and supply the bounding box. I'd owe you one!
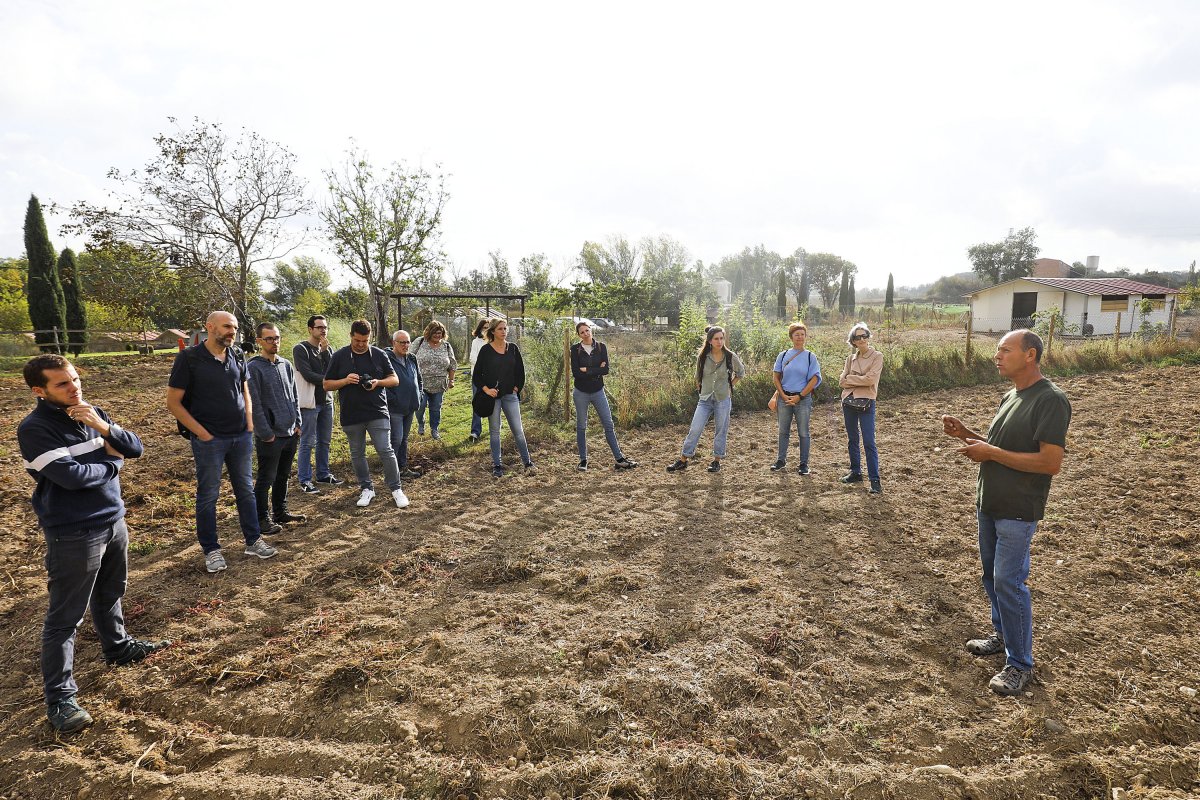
[1,360,1198,799]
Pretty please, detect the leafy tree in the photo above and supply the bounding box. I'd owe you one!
[264,255,332,319]
[578,237,640,284]
[713,245,782,310]
[325,285,372,322]
[884,273,894,309]
[1070,261,1088,278]
[966,227,1039,285]
[805,252,855,309]
[927,273,986,302]
[76,242,212,328]
[777,269,787,318]
[517,253,552,294]
[486,251,513,292]
[58,248,88,355]
[799,265,810,308]
[321,145,448,346]
[292,288,327,322]
[25,195,67,351]
[0,257,32,331]
[64,117,311,345]
[640,234,690,278]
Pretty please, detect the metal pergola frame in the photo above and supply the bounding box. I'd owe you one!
[390,291,528,332]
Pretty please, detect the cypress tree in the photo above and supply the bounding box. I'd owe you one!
[849,276,856,315]
[884,273,895,309]
[777,270,787,318]
[799,268,810,309]
[24,195,67,352]
[59,248,88,356]
[837,269,849,314]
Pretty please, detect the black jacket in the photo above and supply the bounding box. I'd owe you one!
[473,342,525,396]
[570,340,610,394]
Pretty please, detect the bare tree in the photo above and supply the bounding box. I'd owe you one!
[321,146,448,345]
[62,117,310,343]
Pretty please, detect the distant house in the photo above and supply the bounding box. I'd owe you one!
[966,277,1178,336]
[1032,258,1072,278]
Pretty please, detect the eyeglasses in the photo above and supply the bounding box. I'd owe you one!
[394,340,411,345]
[260,336,281,342]
[852,333,870,341]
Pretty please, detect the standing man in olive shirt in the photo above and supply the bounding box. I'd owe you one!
[942,329,1071,696]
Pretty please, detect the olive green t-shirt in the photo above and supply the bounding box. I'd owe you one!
[977,378,1071,522]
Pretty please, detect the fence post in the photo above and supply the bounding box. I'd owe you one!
[965,310,973,365]
[1046,311,1055,360]
[1169,301,1178,341]
[563,324,571,424]
[1113,312,1121,352]
[53,326,61,354]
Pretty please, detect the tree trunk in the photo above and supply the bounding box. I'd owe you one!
[373,294,390,348]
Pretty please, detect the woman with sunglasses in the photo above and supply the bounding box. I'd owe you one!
[838,322,883,494]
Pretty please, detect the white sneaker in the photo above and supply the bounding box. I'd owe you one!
[392,488,410,508]
[356,488,375,507]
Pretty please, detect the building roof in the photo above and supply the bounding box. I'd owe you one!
[969,277,1179,297]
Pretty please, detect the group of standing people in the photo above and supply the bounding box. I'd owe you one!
[17,310,1070,734]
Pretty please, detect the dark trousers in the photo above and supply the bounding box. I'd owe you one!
[254,435,298,520]
[389,411,415,469]
[43,518,132,705]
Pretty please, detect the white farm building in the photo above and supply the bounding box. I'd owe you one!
[966,277,1178,336]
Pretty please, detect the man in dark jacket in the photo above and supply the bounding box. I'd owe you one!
[292,314,342,494]
[248,322,306,533]
[18,354,169,733]
[386,329,423,479]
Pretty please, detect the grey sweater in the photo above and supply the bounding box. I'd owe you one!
[247,355,301,440]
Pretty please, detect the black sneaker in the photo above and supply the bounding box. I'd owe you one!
[614,458,638,470]
[578,459,588,471]
[399,467,423,479]
[276,511,307,524]
[770,460,786,471]
[965,633,1005,656]
[989,665,1033,696]
[300,482,320,495]
[106,638,171,666]
[258,518,283,535]
[840,472,864,483]
[47,697,92,733]
[313,475,344,486]
[869,480,883,494]
[706,460,721,473]
[492,465,505,478]
[666,458,688,473]
[797,463,811,476]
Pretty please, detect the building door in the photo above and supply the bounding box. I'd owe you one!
[1011,292,1037,329]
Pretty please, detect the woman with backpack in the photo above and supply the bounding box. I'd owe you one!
[666,325,746,474]
[768,322,822,475]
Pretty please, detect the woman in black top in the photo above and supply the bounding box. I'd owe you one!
[472,319,533,477]
[571,321,637,471]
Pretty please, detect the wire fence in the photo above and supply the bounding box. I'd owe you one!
[0,327,190,357]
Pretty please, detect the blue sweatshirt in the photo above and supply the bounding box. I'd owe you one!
[247,354,301,440]
[17,399,144,536]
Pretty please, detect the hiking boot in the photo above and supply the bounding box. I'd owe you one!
[106,638,171,666]
[869,480,883,494]
[706,460,722,473]
[578,459,588,471]
[392,488,410,509]
[258,518,283,535]
[666,458,688,473]
[314,475,344,486]
[614,458,638,470]
[47,697,92,733]
[523,462,538,475]
[989,665,1033,696]
[356,488,375,507]
[965,633,1005,656]
[797,463,811,475]
[840,471,864,483]
[492,465,505,478]
[299,482,320,495]
[205,550,227,573]
[276,511,307,524]
[399,467,423,479]
[770,460,787,471]
[244,538,278,559]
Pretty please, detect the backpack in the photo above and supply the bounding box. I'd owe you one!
[175,344,247,438]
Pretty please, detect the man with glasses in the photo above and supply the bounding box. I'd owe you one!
[386,330,423,479]
[324,319,409,509]
[292,315,342,494]
[247,323,306,535]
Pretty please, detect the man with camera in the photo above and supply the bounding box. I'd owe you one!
[324,319,408,509]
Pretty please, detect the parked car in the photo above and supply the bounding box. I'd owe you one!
[555,316,596,330]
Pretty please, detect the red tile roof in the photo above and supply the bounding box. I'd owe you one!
[1023,277,1178,295]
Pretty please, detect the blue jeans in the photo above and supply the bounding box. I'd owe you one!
[344,418,402,491]
[191,432,261,553]
[389,411,415,469]
[843,400,880,481]
[417,390,445,434]
[682,396,732,459]
[573,388,624,463]
[489,391,531,467]
[776,394,812,464]
[42,518,132,704]
[470,387,483,438]
[977,512,1038,672]
[297,404,333,483]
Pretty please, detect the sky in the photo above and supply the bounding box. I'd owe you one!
[3,0,1199,291]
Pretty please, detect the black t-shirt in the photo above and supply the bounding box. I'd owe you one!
[168,344,248,436]
[325,345,395,426]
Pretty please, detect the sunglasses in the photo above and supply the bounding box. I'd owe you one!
[852,333,870,341]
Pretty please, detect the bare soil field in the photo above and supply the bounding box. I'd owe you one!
[1,359,1198,800]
